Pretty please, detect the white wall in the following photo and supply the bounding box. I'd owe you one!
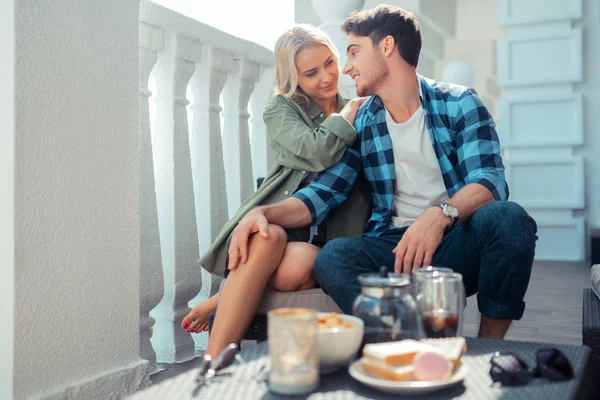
[575,0,600,230]
[0,1,15,399]
[495,0,594,261]
[420,0,457,37]
[434,0,502,117]
[13,1,148,398]
[453,0,503,77]
[455,0,504,40]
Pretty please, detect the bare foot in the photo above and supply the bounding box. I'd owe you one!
[182,301,215,334]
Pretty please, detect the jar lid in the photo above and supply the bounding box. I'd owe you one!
[358,272,411,288]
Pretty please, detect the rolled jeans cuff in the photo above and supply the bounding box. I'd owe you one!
[477,294,525,320]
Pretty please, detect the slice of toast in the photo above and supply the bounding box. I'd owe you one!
[363,339,435,367]
[420,337,467,369]
[359,357,416,381]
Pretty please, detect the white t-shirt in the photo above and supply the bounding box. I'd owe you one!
[385,106,448,228]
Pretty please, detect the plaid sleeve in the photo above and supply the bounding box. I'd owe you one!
[455,89,509,201]
[292,138,362,225]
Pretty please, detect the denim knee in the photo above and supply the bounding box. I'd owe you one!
[472,201,537,253]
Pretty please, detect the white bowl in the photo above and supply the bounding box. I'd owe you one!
[317,313,364,374]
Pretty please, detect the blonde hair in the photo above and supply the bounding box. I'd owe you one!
[273,24,340,107]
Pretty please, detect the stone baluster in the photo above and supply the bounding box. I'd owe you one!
[222,60,260,216]
[138,22,165,371]
[249,67,276,186]
[311,0,365,97]
[187,46,234,350]
[149,32,202,363]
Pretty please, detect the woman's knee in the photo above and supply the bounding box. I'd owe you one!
[233,224,287,276]
[270,243,318,291]
[270,269,311,291]
[267,224,287,244]
[250,224,287,250]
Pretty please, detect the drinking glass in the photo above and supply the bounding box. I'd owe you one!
[412,271,464,338]
[412,266,454,280]
[412,266,466,310]
[267,308,319,395]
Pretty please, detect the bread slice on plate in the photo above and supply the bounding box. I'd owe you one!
[359,357,416,381]
[420,337,467,369]
[363,339,435,367]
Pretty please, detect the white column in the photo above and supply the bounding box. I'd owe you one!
[138,22,165,370]
[12,0,149,398]
[496,0,585,261]
[442,61,475,87]
[150,32,202,363]
[311,0,365,97]
[0,1,15,398]
[222,59,260,216]
[187,46,234,350]
[434,0,500,117]
[250,67,276,186]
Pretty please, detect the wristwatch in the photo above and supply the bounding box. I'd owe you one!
[435,202,459,228]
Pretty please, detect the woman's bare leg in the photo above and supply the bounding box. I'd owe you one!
[184,242,319,335]
[205,224,287,357]
[269,242,320,292]
[182,293,219,333]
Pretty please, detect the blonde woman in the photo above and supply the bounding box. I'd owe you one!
[182,24,370,357]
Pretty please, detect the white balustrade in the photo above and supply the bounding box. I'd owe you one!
[138,21,165,370]
[149,31,201,363]
[139,0,275,362]
[222,60,260,216]
[187,46,234,350]
[250,68,276,185]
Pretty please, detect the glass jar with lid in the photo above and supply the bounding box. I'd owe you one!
[352,270,424,345]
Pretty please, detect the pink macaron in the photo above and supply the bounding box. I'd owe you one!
[413,351,451,381]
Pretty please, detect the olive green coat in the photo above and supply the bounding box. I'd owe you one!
[198,94,372,276]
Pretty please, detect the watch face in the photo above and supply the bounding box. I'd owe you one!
[445,204,459,218]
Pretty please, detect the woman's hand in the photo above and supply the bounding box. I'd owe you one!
[227,207,270,270]
[339,97,369,126]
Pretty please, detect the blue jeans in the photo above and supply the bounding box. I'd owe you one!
[313,201,538,320]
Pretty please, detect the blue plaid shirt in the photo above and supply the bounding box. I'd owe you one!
[293,75,509,237]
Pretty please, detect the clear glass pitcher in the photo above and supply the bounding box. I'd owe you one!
[352,270,424,345]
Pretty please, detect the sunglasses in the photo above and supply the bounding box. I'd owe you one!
[489,349,574,386]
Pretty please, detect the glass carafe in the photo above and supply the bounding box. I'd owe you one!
[352,271,424,345]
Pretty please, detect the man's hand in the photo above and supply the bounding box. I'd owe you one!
[227,207,269,271]
[393,207,450,274]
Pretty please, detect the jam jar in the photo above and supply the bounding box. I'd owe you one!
[352,269,424,345]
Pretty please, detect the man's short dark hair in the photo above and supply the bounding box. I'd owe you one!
[341,4,422,68]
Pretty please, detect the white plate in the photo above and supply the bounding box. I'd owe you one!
[348,360,467,396]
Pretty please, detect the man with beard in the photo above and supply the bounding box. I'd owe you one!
[227,5,538,339]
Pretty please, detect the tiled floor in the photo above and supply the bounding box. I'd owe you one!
[151,341,257,384]
[151,260,592,384]
[152,356,206,385]
[462,260,591,345]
